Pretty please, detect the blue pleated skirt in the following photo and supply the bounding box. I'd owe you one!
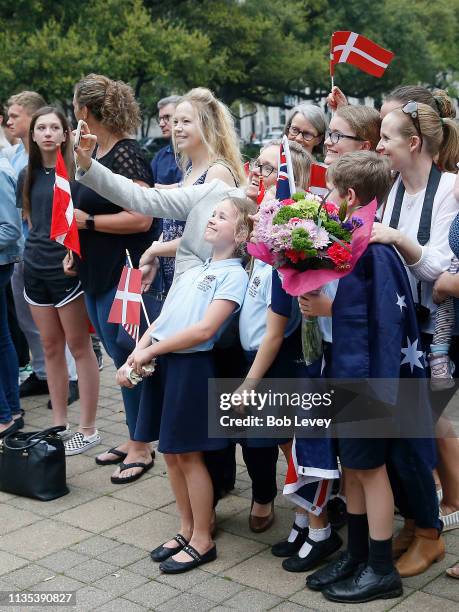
[135,351,228,454]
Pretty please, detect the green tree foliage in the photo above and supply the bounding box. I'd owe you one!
[0,0,457,122]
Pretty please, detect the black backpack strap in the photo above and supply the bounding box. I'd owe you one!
[417,164,442,246]
[389,163,442,247]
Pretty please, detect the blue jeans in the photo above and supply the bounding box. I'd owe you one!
[84,287,149,441]
[0,264,20,423]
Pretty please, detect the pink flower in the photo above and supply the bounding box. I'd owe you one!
[282,198,296,206]
[323,202,339,215]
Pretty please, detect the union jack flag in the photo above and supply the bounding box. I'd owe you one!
[276,136,296,200]
[283,437,338,515]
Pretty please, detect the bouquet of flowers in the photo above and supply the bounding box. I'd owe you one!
[248,192,377,364]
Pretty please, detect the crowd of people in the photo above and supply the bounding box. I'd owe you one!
[1,73,459,603]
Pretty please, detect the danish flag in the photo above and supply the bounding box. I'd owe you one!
[330,31,395,78]
[50,149,81,256]
[308,163,328,197]
[276,136,296,200]
[108,266,142,331]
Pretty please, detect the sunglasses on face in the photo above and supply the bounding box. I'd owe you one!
[401,100,423,149]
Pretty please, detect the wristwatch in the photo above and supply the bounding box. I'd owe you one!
[85,214,95,231]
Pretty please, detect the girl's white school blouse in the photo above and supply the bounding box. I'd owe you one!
[151,257,248,353]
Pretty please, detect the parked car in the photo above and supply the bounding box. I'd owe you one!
[138,136,168,162]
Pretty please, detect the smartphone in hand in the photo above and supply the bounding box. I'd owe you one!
[74,120,84,149]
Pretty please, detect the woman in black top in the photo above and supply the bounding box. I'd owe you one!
[21,107,100,453]
[70,74,156,481]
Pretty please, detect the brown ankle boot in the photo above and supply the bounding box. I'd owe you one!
[392,519,415,559]
[395,527,445,577]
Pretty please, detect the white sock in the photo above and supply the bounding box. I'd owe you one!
[287,513,309,542]
[309,524,331,542]
[298,524,331,559]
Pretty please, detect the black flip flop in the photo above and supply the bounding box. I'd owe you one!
[95,447,128,466]
[110,457,154,484]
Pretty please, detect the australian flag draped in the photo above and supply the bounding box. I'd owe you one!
[275,136,296,200]
[331,242,436,461]
[283,243,436,513]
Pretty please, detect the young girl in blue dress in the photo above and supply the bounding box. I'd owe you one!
[237,262,341,571]
[117,196,256,574]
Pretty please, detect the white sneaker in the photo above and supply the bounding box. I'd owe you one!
[64,430,101,456]
[56,424,75,442]
[440,508,459,532]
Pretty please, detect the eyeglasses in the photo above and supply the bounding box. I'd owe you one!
[288,125,318,142]
[248,159,276,178]
[325,130,363,145]
[401,100,423,149]
[157,114,172,125]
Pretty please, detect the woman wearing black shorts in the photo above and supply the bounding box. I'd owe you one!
[21,106,100,454]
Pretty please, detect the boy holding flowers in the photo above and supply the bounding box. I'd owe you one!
[305,151,439,603]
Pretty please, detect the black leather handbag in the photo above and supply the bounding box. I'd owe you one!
[0,426,69,501]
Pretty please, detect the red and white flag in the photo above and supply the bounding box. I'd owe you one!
[108,266,142,329]
[308,163,328,197]
[256,175,266,205]
[330,31,395,78]
[50,149,81,256]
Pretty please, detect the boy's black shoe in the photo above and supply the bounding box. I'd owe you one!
[271,524,309,557]
[306,551,363,591]
[282,530,342,572]
[322,565,402,603]
[19,373,48,398]
[47,381,79,410]
[327,497,348,530]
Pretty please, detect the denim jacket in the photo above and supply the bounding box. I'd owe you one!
[0,158,23,265]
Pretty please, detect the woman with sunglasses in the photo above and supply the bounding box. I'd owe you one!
[328,85,455,122]
[284,105,327,160]
[368,101,459,576]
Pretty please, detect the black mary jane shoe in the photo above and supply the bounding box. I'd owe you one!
[271,523,309,557]
[306,550,363,591]
[159,544,217,574]
[150,533,188,562]
[282,530,343,573]
[0,420,20,439]
[322,565,403,603]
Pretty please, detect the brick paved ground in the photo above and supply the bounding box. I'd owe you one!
[1,357,458,611]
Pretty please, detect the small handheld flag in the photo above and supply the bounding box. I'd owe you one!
[308,163,328,197]
[276,136,296,200]
[108,266,142,327]
[330,31,394,79]
[50,149,81,256]
[256,175,266,205]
